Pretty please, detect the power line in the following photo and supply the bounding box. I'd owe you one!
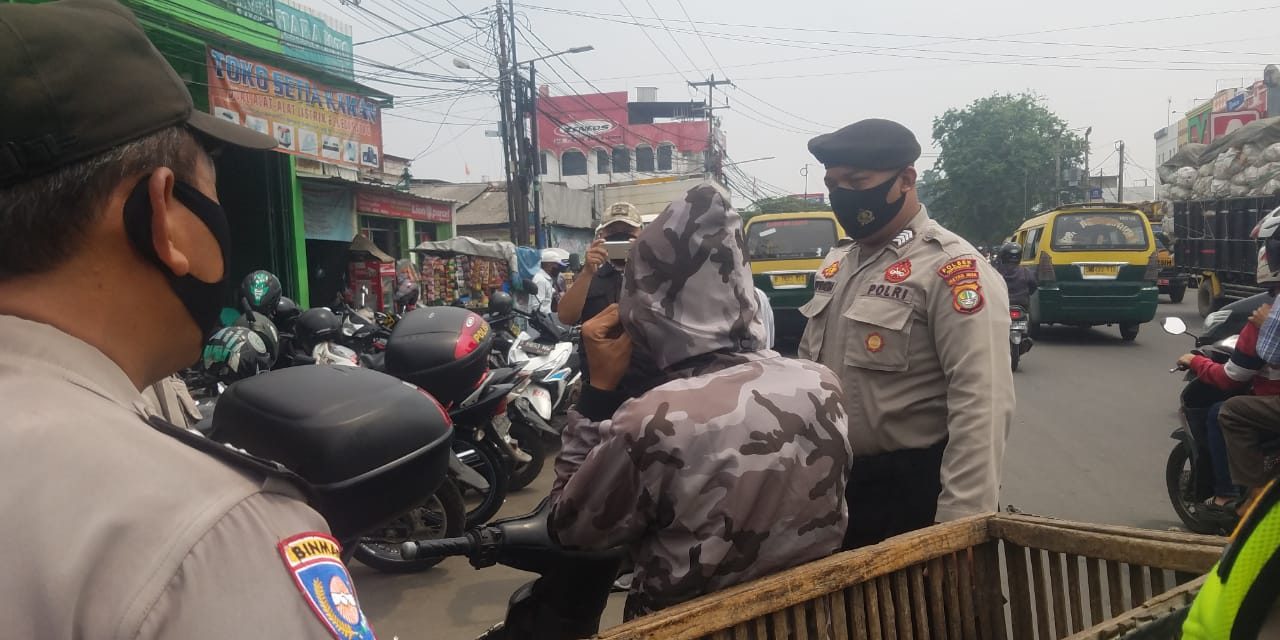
[614,0,692,83]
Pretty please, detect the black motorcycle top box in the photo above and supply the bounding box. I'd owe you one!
[211,365,453,542]
[385,306,494,406]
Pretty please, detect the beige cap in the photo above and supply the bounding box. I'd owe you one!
[598,202,643,232]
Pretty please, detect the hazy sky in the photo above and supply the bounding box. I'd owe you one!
[315,0,1280,206]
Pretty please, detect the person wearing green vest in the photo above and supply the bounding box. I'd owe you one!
[1183,478,1280,637]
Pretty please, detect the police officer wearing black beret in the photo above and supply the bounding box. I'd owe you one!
[798,118,1015,549]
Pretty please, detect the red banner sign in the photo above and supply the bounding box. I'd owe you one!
[356,191,451,223]
[537,91,708,155]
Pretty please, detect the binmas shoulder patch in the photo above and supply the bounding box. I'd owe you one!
[278,533,376,640]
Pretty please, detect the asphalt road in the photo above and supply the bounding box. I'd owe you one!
[354,297,1206,639]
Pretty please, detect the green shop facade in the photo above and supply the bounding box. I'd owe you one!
[9,0,458,308]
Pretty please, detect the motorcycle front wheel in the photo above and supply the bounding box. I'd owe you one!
[1165,443,1225,535]
[455,437,510,528]
[1010,342,1021,372]
[353,479,466,573]
[507,423,547,491]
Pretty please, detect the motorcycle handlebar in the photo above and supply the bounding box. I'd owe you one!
[400,536,474,560]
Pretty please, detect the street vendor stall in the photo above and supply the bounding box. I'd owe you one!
[411,236,518,310]
[594,514,1226,640]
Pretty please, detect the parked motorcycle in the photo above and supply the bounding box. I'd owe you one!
[401,498,623,640]
[1160,316,1245,535]
[1009,305,1032,371]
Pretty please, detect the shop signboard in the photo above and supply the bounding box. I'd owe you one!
[206,47,381,169]
[1212,110,1262,139]
[356,191,452,223]
[537,91,708,155]
[206,0,354,79]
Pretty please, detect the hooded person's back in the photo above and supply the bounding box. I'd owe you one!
[550,183,852,619]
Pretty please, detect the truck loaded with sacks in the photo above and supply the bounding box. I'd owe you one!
[1159,116,1280,316]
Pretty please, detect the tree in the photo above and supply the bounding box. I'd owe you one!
[922,93,1086,244]
[745,196,831,220]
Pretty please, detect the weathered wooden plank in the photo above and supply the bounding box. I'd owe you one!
[908,565,931,640]
[891,571,913,639]
[1030,549,1053,639]
[1106,560,1125,618]
[850,584,869,640]
[866,578,884,640]
[1005,543,1036,639]
[1128,564,1149,607]
[926,557,947,640]
[973,541,1008,640]
[1086,557,1105,627]
[1060,576,1207,640]
[988,518,1222,574]
[769,609,788,640]
[1150,568,1168,596]
[751,616,768,640]
[793,602,809,640]
[992,514,1227,547]
[831,584,850,640]
[942,553,963,640]
[595,516,990,640]
[1065,554,1085,633]
[815,595,831,640]
[955,552,977,640]
[1048,552,1070,638]
[877,576,899,640]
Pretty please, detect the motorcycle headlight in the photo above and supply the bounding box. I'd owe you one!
[1203,309,1231,334]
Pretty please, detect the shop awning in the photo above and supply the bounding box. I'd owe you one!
[349,234,395,262]
[412,236,519,273]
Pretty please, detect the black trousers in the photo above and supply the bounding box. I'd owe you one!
[843,440,947,550]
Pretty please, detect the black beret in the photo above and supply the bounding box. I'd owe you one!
[808,118,922,170]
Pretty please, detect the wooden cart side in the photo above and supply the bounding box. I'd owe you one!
[593,516,990,640]
[988,516,1224,639]
[1062,576,1206,640]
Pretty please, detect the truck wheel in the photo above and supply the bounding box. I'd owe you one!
[1197,280,1220,318]
[1120,323,1140,342]
[1168,282,1187,304]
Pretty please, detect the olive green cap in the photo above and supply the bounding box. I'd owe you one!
[0,0,276,187]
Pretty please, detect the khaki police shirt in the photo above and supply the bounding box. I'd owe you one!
[0,315,353,639]
[141,374,202,429]
[798,206,1015,522]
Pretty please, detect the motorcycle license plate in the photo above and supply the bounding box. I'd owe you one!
[1011,321,1028,331]
[1158,278,1169,286]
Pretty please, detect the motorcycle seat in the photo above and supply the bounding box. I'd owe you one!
[210,366,453,540]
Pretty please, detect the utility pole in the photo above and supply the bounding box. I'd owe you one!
[688,74,733,175]
[801,163,809,199]
[507,0,530,246]
[494,0,520,245]
[528,63,541,248]
[1055,150,1062,206]
[1117,140,1126,203]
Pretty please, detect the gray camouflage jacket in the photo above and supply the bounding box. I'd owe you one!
[550,183,852,618]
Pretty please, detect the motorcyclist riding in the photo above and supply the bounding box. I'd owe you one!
[995,242,1037,309]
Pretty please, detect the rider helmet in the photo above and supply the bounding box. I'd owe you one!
[998,242,1023,265]
[1254,205,1280,276]
[488,291,514,315]
[274,296,301,331]
[201,325,273,383]
[294,307,342,352]
[238,270,283,315]
[233,311,280,367]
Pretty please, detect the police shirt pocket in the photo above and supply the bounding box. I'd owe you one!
[842,297,913,372]
[797,293,834,356]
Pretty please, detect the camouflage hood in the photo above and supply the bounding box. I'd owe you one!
[621,184,768,371]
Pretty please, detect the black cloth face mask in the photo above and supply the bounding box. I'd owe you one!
[123,177,232,340]
[829,171,907,240]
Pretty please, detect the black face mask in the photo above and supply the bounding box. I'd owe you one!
[123,178,232,341]
[829,172,907,240]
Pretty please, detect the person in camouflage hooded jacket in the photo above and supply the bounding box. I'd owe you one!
[550,182,853,620]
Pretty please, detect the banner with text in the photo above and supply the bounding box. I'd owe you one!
[205,47,381,170]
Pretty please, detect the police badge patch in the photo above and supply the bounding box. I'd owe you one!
[278,533,376,640]
[884,260,911,283]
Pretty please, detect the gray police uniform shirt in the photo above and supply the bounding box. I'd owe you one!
[0,315,367,639]
[798,206,1015,522]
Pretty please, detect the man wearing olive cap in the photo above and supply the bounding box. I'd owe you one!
[0,0,372,637]
[799,118,1014,549]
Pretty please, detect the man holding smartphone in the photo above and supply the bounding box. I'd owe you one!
[558,202,643,385]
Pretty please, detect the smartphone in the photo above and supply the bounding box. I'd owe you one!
[604,240,633,262]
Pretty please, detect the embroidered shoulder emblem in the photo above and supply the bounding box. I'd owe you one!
[821,261,841,279]
[278,533,376,640]
[892,229,915,249]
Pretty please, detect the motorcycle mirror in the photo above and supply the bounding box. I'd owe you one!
[1161,317,1188,336]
